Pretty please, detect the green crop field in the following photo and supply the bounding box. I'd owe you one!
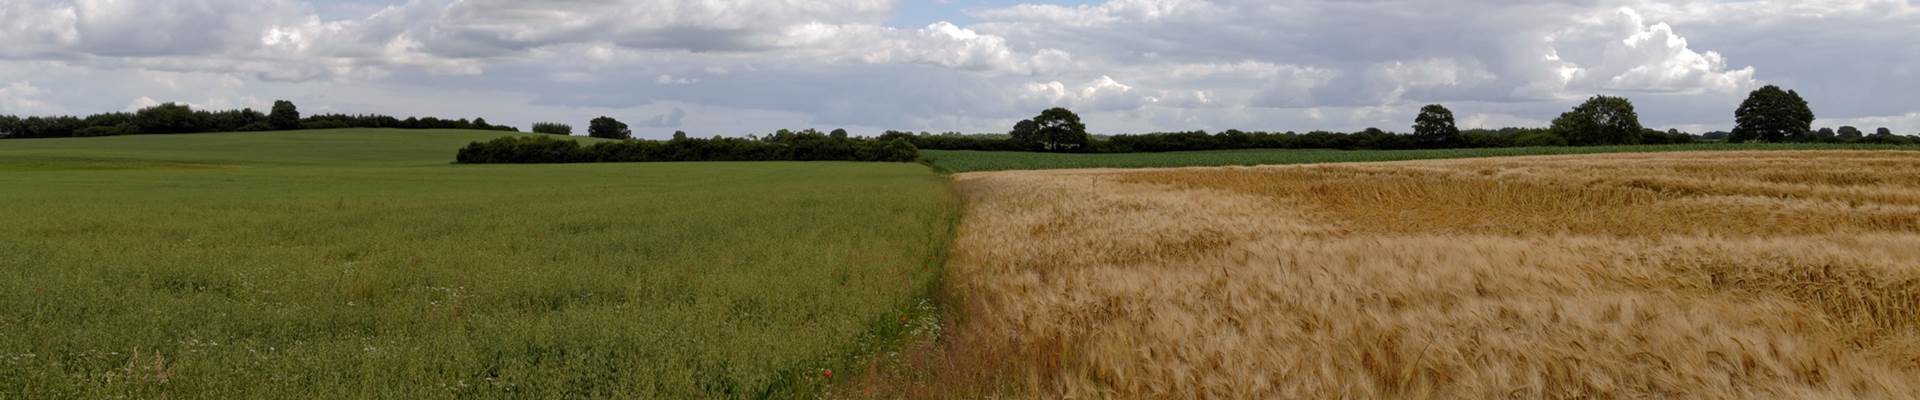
[0,129,957,398]
[922,143,1920,172]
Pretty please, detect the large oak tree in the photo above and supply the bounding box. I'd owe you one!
[1730,85,1814,143]
[1551,95,1643,146]
[1412,104,1460,147]
[1012,107,1091,152]
[588,116,632,140]
[269,100,300,131]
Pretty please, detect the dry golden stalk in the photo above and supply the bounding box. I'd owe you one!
[929,151,1920,399]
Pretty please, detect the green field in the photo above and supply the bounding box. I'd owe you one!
[922,143,1920,172]
[0,129,957,398]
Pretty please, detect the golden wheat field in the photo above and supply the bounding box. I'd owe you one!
[920,151,1920,399]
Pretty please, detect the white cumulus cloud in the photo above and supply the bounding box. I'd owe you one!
[0,81,60,114]
[0,0,1915,134]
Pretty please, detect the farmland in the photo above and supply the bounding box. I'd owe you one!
[12,129,1920,399]
[0,130,957,398]
[921,143,1920,172]
[917,151,1920,398]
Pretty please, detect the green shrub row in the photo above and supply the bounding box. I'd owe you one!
[456,131,918,164]
[0,100,517,139]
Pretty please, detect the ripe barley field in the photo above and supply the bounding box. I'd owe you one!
[876,150,1920,398]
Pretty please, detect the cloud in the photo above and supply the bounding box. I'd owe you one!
[777,21,1072,75]
[0,2,79,56]
[972,0,1218,27]
[0,0,1071,83]
[655,74,698,85]
[1825,112,1920,134]
[1550,8,1757,94]
[412,0,890,55]
[124,96,164,112]
[1616,0,1920,120]
[1020,76,1143,112]
[0,0,1916,135]
[1154,61,1335,109]
[0,81,61,114]
[122,93,265,113]
[640,107,687,128]
[0,0,300,57]
[973,1,1759,105]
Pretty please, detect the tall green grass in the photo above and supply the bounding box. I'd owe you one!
[0,129,956,398]
[923,143,1920,172]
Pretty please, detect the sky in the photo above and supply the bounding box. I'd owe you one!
[0,0,1915,139]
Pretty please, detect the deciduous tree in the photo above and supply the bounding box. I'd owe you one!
[1028,107,1089,152]
[135,103,198,134]
[1551,95,1643,146]
[1731,85,1814,143]
[269,100,301,131]
[1412,104,1460,147]
[588,116,631,139]
[1009,119,1040,147]
[532,122,572,135]
[1838,126,1864,140]
[1814,127,1836,141]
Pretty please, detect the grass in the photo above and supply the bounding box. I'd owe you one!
[901,151,1920,398]
[0,129,579,168]
[921,143,1920,172]
[0,129,958,398]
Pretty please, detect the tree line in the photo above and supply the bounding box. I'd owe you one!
[456,123,918,164]
[892,86,1916,154]
[521,116,636,138]
[0,100,518,139]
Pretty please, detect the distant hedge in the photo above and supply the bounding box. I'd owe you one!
[0,100,517,139]
[531,122,573,135]
[880,127,1703,154]
[456,130,918,164]
[887,102,1918,155]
